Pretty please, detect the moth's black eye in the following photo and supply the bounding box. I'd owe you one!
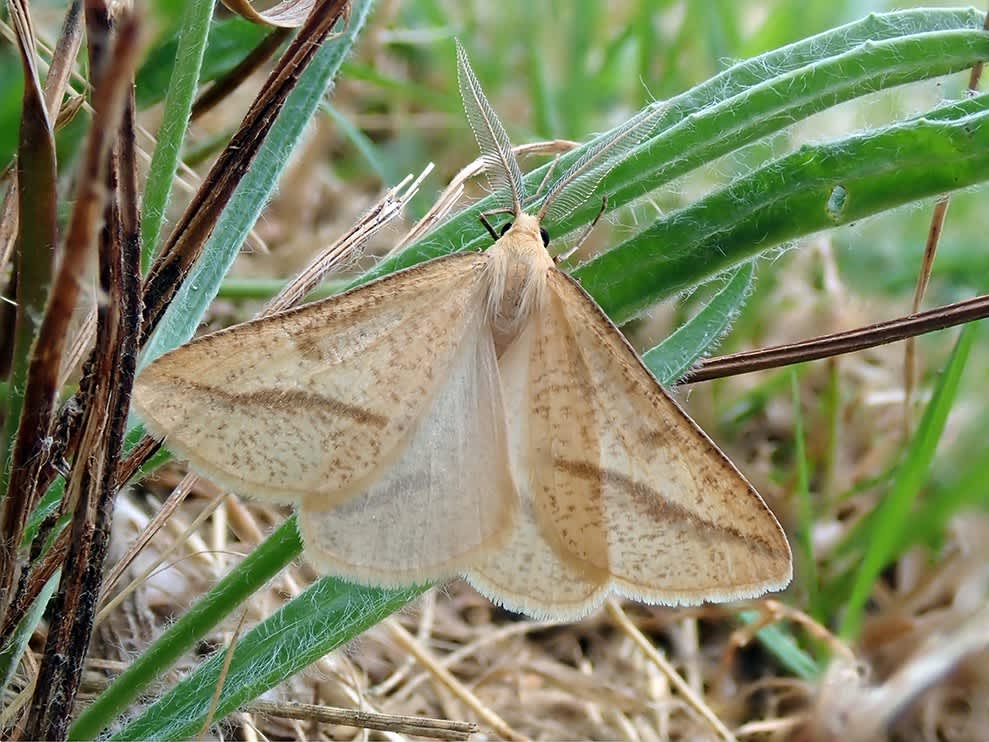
[540,227,550,247]
[499,221,513,236]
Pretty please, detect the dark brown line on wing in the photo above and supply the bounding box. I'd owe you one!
[182,379,389,428]
[553,459,786,558]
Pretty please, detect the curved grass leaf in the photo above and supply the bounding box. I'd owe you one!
[108,580,421,741]
[642,262,754,385]
[348,8,989,290]
[0,574,58,691]
[577,93,989,323]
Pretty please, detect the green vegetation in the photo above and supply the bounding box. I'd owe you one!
[3,2,988,739]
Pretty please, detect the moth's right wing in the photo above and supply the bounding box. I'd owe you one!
[133,254,496,506]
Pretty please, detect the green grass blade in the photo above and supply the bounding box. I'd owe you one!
[339,60,454,112]
[641,263,754,384]
[898,438,989,553]
[107,579,422,741]
[0,573,58,691]
[840,323,976,640]
[321,102,393,183]
[68,518,304,741]
[524,17,559,138]
[136,17,270,110]
[0,49,24,168]
[737,611,820,680]
[140,0,216,269]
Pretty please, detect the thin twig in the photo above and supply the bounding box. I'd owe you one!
[385,619,528,742]
[267,169,432,312]
[390,617,563,701]
[98,471,199,603]
[246,699,479,741]
[96,492,226,625]
[684,291,989,383]
[200,609,250,737]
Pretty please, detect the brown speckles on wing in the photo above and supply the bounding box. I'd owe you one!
[541,269,791,605]
[132,253,491,505]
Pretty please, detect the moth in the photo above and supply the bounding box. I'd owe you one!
[133,42,791,619]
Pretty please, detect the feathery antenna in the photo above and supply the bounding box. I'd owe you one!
[537,103,663,223]
[456,41,663,232]
[456,40,526,217]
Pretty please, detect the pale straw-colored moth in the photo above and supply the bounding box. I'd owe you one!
[133,43,791,619]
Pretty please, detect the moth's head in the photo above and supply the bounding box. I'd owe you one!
[499,213,550,247]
